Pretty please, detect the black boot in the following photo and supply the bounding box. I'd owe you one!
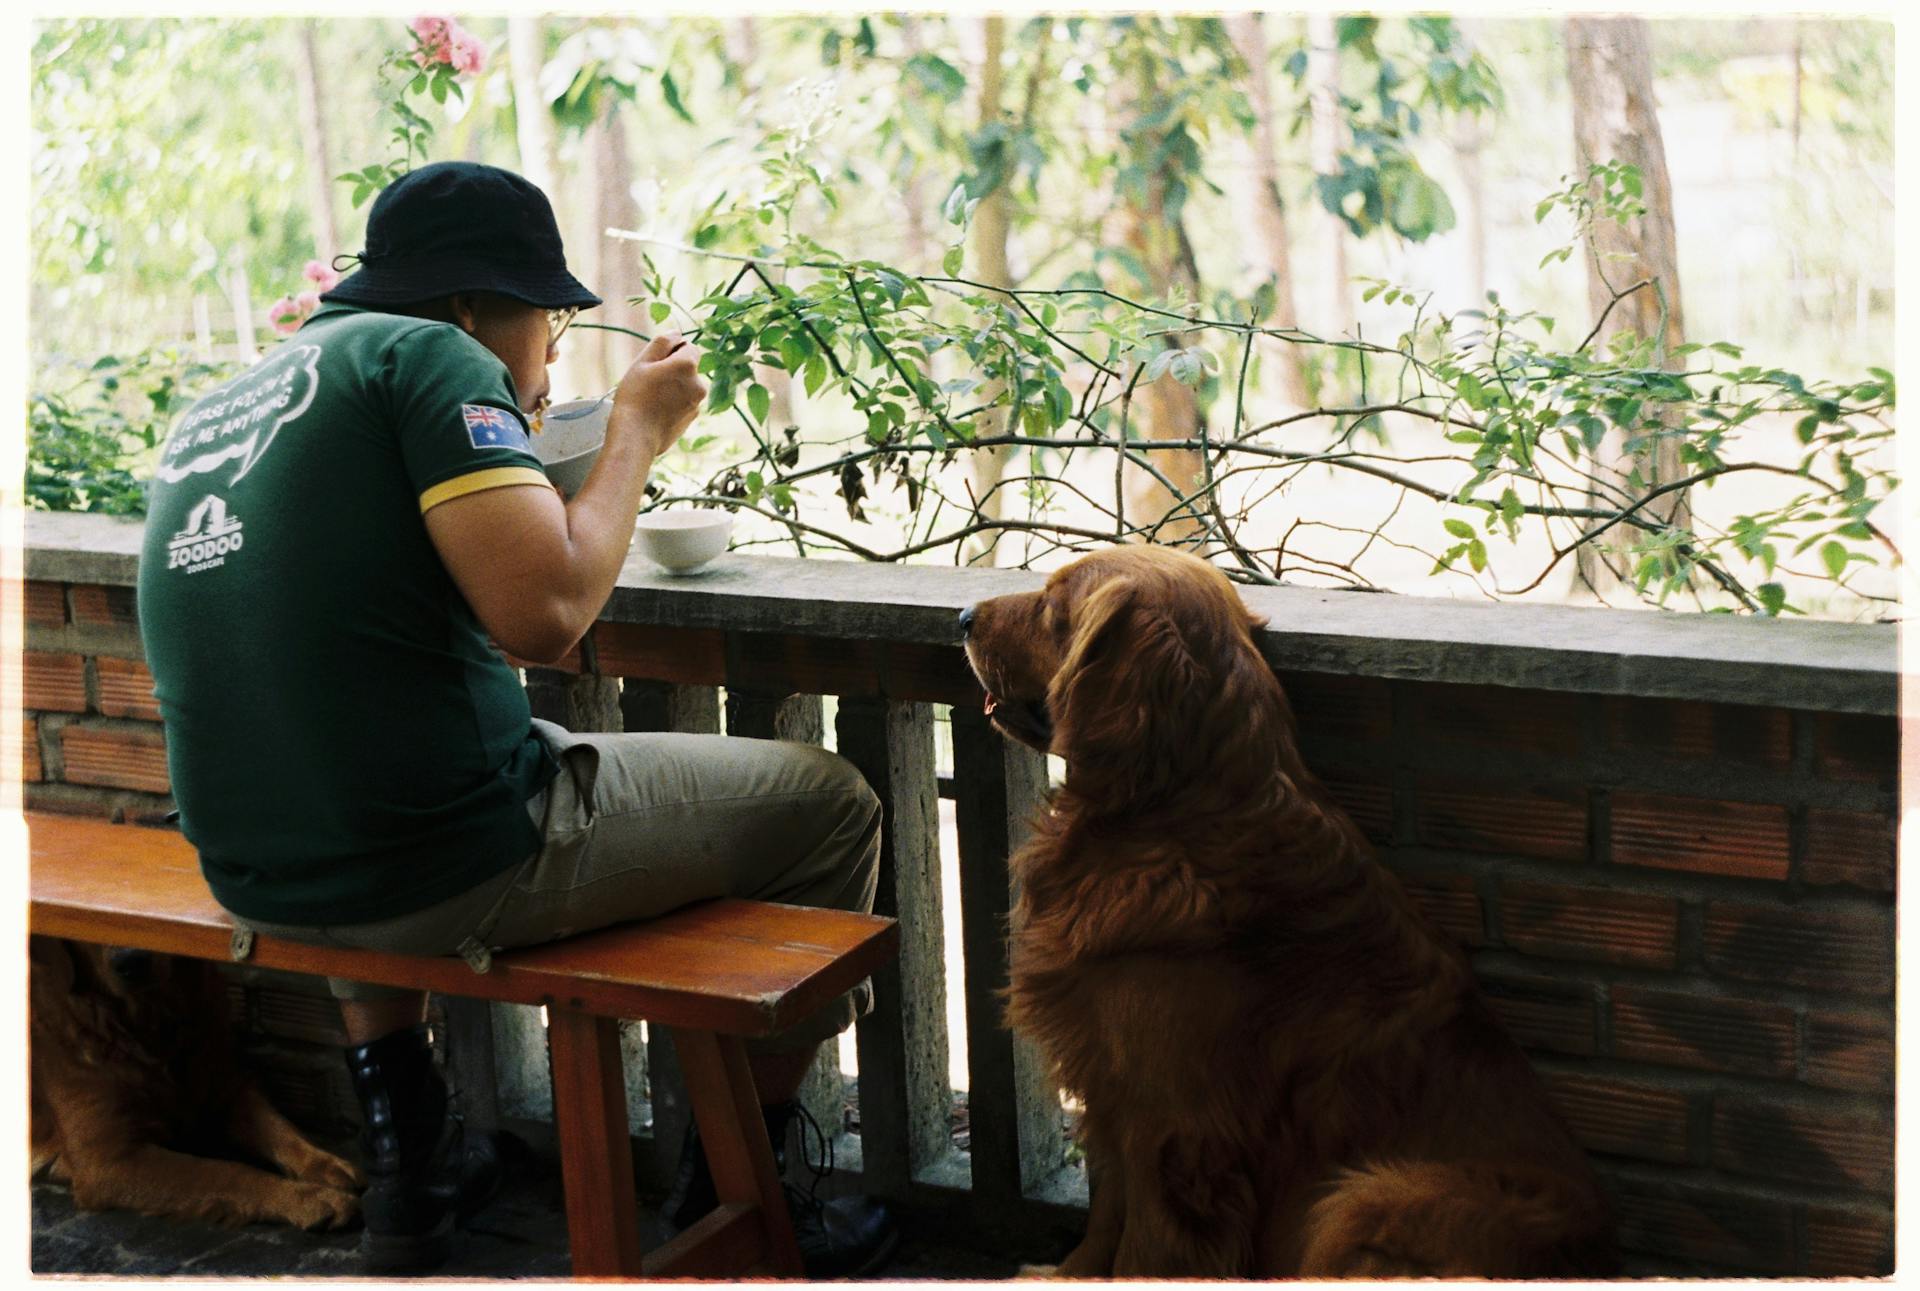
[344,1024,503,1275]
[660,1100,899,1278]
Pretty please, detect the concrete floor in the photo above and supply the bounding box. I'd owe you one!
[29,1142,1024,1281]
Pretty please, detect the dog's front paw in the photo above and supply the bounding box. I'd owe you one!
[290,1147,365,1193]
[281,1181,360,1232]
[1016,1264,1060,1279]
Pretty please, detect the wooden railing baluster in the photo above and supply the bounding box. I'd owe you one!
[834,696,951,1193]
[948,705,1063,1206]
[618,677,722,1186]
[722,686,844,1160]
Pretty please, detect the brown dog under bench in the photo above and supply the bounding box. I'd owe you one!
[28,811,900,1278]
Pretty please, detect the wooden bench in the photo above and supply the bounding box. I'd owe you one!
[28,812,900,1278]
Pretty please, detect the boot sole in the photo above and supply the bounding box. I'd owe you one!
[360,1212,453,1275]
[807,1221,902,1280]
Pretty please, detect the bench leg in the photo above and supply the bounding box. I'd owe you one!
[671,1028,806,1277]
[546,1008,645,1277]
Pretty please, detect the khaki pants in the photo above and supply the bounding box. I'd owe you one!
[240,719,882,1052]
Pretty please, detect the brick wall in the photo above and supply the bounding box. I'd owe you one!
[23,572,1896,1276]
[1283,671,1896,1277]
[22,581,176,824]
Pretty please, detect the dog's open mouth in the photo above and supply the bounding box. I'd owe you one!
[983,692,1054,749]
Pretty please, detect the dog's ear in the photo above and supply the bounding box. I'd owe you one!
[1047,576,1204,802]
[28,936,78,993]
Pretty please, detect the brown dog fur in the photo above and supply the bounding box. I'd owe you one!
[30,936,363,1231]
[963,545,1617,1277]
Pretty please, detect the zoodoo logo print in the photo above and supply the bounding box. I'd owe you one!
[166,494,244,575]
[155,342,322,485]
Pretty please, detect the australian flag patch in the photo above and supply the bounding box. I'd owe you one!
[462,404,530,452]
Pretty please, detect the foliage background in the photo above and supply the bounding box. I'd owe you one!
[25,13,1897,619]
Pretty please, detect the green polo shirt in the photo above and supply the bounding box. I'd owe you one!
[137,304,558,926]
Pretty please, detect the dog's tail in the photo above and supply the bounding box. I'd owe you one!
[1295,1158,1619,1278]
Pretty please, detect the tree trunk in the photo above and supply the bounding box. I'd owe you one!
[291,21,338,261]
[963,16,1018,565]
[1225,13,1311,412]
[586,108,641,399]
[1108,41,1205,546]
[1565,16,1690,597]
[1449,21,1491,307]
[724,17,761,83]
[1307,13,1354,339]
[897,16,935,272]
[507,17,588,402]
[227,260,258,363]
[1452,122,1489,306]
[508,17,557,194]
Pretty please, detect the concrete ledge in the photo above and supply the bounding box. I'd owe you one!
[27,510,1898,716]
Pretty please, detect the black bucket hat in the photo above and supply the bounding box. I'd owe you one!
[322,161,602,310]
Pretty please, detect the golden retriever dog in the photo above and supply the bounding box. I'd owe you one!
[30,936,363,1232]
[960,544,1617,1278]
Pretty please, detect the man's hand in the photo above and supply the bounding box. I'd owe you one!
[610,331,705,461]
[422,331,709,665]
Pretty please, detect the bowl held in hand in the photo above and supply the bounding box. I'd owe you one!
[531,396,613,497]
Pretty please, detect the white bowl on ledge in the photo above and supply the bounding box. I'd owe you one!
[634,510,734,575]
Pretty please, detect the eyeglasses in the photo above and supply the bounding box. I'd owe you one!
[546,307,579,347]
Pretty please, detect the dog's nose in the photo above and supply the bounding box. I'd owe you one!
[957,606,975,640]
[109,947,155,985]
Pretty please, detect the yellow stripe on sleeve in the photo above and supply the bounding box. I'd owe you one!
[418,466,555,514]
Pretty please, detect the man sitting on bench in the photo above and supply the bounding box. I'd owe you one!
[134,161,897,1278]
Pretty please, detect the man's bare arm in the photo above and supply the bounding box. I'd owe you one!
[424,333,704,664]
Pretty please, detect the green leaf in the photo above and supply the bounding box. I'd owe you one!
[905,52,967,101]
[777,335,809,373]
[660,72,694,124]
[942,245,964,276]
[1468,539,1487,572]
[942,183,968,226]
[1443,518,1476,540]
[1821,540,1849,580]
[747,383,771,425]
[1499,487,1523,528]
[1334,15,1379,50]
[1756,582,1787,616]
[803,354,828,398]
[649,300,671,325]
[865,409,890,443]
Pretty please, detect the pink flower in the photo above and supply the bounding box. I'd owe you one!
[408,14,455,66]
[268,296,303,336]
[294,290,322,315]
[301,259,341,291]
[447,27,485,75]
